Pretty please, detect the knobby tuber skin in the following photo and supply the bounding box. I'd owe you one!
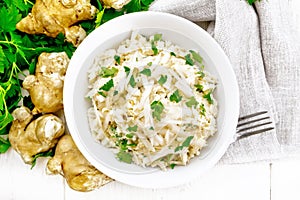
[101,0,131,9]
[8,106,65,164]
[23,52,69,114]
[16,0,97,46]
[47,135,112,192]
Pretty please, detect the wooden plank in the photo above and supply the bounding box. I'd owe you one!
[65,162,270,200]
[0,149,64,200]
[271,158,300,200]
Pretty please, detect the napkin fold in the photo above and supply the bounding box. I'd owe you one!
[150,0,300,163]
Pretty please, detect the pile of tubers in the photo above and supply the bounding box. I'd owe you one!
[9,51,112,192]
[8,0,136,192]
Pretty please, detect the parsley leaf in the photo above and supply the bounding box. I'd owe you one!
[189,50,203,64]
[153,33,162,42]
[129,75,136,87]
[200,103,206,116]
[100,67,118,78]
[174,136,194,152]
[185,54,194,66]
[126,133,134,138]
[124,66,130,76]
[0,137,10,153]
[141,0,154,6]
[31,149,55,169]
[151,41,158,55]
[170,90,182,103]
[114,55,121,64]
[247,0,259,5]
[170,52,176,57]
[194,84,204,92]
[170,163,176,169]
[124,0,142,12]
[186,97,199,108]
[100,79,114,91]
[12,0,32,12]
[151,100,164,121]
[140,68,151,76]
[98,91,107,97]
[127,125,138,132]
[158,75,167,85]
[113,90,119,96]
[197,70,205,78]
[117,150,132,164]
[203,90,214,104]
[0,46,7,73]
[0,5,22,32]
[95,8,105,28]
[116,138,130,151]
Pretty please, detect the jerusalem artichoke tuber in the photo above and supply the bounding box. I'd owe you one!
[23,52,69,114]
[16,0,97,46]
[47,135,112,192]
[8,106,65,164]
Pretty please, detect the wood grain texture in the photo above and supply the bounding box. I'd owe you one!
[0,149,64,200]
[64,163,270,200]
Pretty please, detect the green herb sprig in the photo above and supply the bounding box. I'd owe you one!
[175,136,194,152]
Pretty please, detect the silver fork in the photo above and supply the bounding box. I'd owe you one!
[236,111,275,140]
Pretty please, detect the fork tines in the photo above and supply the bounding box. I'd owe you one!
[236,111,275,139]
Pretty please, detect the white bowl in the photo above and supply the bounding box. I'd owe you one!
[64,11,239,188]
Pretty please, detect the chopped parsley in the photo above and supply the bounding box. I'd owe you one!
[124,66,130,76]
[203,90,214,104]
[170,52,176,57]
[153,33,162,41]
[170,163,176,169]
[129,75,136,87]
[126,133,134,138]
[158,75,167,85]
[127,125,138,132]
[247,0,260,5]
[200,103,206,116]
[147,62,152,66]
[175,136,194,152]
[99,79,114,91]
[140,68,151,76]
[186,97,198,108]
[114,55,121,64]
[151,41,158,55]
[116,136,137,149]
[151,100,164,121]
[185,54,194,66]
[98,79,114,97]
[189,50,203,64]
[197,70,205,78]
[194,84,204,92]
[99,67,118,78]
[98,91,107,97]
[169,89,182,103]
[116,150,132,164]
[149,126,154,130]
[113,90,119,96]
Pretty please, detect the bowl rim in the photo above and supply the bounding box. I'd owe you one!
[64,11,239,188]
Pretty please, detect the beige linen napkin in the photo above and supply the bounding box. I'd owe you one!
[150,0,300,163]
